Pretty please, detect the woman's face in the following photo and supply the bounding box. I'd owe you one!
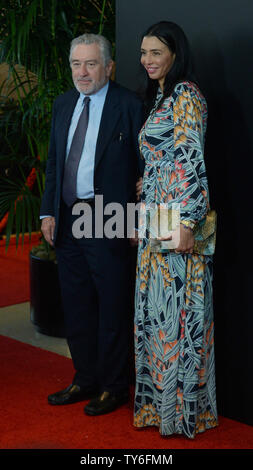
[140,35,176,90]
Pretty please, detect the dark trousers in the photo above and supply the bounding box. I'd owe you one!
[55,201,132,393]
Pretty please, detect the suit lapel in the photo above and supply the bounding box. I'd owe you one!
[94,81,121,171]
[58,89,79,169]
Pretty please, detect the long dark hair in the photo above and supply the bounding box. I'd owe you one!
[140,21,197,114]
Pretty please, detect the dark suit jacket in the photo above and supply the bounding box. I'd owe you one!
[40,80,144,244]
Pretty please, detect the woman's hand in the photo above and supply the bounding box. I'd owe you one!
[157,223,194,254]
[175,224,194,254]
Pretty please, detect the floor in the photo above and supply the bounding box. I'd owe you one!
[0,301,71,358]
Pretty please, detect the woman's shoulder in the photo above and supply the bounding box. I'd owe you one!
[172,81,206,103]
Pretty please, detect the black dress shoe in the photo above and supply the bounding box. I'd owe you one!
[84,390,129,416]
[48,384,97,405]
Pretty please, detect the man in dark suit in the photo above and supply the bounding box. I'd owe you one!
[40,33,143,415]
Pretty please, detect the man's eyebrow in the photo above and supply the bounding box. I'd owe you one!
[71,59,99,63]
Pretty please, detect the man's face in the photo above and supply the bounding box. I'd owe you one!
[70,43,113,95]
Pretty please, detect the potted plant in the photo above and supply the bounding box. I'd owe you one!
[0,0,115,337]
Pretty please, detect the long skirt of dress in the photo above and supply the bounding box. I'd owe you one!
[134,240,218,439]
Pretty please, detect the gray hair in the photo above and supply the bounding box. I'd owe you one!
[69,33,112,66]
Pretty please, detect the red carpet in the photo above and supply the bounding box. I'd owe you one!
[1,235,253,459]
[0,335,253,451]
[0,234,40,307]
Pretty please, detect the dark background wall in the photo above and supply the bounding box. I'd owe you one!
[116,0,253,426]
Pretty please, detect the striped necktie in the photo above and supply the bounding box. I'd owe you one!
[62,96,90,207]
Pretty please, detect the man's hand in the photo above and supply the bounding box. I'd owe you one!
[129,229,139,247]
[41,217,56,246]
[136,177,143,201]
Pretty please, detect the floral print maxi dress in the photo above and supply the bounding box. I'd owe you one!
[134,82,218,439]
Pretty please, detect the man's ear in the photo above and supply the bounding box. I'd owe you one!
[106,60,114,78]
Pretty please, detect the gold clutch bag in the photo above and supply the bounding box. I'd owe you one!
[147,206,217,256]
[192,209,217,255]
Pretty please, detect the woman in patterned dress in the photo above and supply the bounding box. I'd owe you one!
[134,21,218,439]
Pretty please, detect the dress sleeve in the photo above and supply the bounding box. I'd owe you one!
[172,83,209,224]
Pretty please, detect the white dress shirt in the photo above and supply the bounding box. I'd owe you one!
[41,82,109,219]
[66,81,109,199]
